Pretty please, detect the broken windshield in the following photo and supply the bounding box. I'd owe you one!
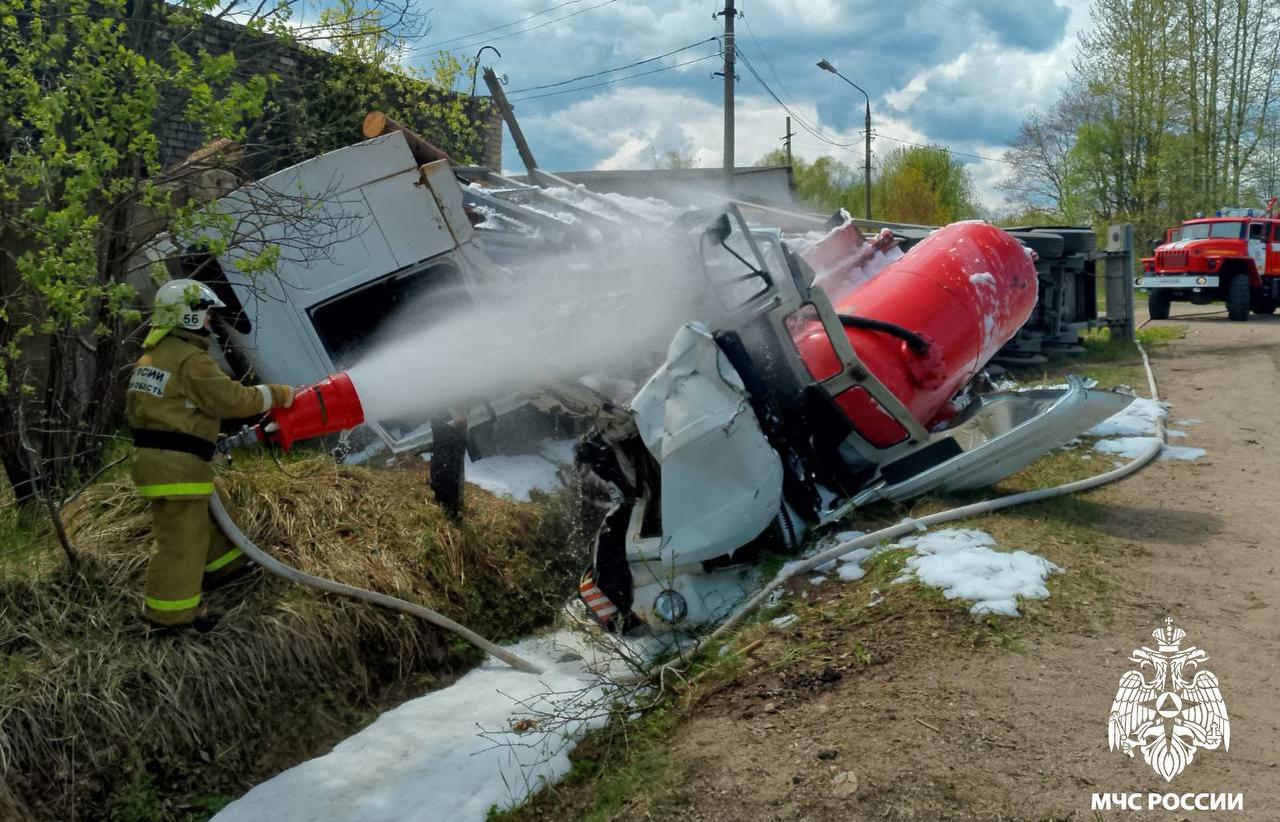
[1180,221,1243,240]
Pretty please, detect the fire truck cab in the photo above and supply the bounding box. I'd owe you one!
[1136,207,1280,321]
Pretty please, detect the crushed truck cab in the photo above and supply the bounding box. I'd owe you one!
[1136,207,1280,321]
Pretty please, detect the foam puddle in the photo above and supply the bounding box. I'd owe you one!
[425,437,578,502]
[803,528,1060,616]
[213,630,678,822]
[1085,395,1206,462]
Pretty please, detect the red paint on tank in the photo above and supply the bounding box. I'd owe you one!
[793,221,1037,432]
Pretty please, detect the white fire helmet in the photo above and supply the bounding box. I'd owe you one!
[152,279,225,331]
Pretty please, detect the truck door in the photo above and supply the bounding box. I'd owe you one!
[1271,223,1280,275]
[1248,222,1267,275]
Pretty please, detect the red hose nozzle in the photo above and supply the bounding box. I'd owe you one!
[264,372,365,452]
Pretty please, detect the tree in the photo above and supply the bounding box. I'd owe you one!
[1011,0,1280,235]
[756,148,864,216]
[0,0,481,509]
[997,91,1089,221]
[873,146,979,225]
[655,149,696,169]
[759,146,977,224]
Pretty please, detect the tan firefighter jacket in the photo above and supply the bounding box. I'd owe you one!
[127,328,290,499]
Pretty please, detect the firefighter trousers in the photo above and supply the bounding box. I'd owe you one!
[144,497,247,625]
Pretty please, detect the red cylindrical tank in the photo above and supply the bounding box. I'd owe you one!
[792,222,1037,446]
[266,372,366,452]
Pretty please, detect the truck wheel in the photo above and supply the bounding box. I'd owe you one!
[1226,274,1251,321]
[1250,295,1277,315]
[1147,290,1171,320]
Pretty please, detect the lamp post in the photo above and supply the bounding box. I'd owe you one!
[817,58,872,220]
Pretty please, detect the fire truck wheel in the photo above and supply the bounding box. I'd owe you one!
[1147,290,1171,320]
[1226,273,1251,321]
[1250,295,1277,315]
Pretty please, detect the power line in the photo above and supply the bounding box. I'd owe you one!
[740,14,804,114]
[737,20,844,154]
[505,38,719,95]
[418,0,588,50]
[874,133,1015,165]
[733,40,1014,167]
[920,0,988,26]
[734,47,862,153]
[507,51,721,102]
[415,0,623,54]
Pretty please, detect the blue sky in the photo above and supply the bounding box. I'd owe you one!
[410,0,1092,209]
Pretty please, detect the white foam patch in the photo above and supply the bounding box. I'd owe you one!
[1093,437,1205,461]
[891,529,1061,616]
[836,563,867,581]
[1176,418,1202,426]
[425,438,577,502]
[214,629,676,822]
[1088,397,1167,437]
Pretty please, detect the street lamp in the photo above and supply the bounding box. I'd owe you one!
[817,58,872,220]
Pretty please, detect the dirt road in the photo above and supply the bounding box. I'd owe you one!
[656,311,1280,820]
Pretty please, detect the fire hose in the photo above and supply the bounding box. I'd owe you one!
[208,493,543,674]
[212,372,544,675]
[693,338,1165,652]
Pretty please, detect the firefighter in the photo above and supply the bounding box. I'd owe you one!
[127,279,294,633]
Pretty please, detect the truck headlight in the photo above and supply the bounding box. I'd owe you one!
[1196,276,1207,285]
[653,590,688,624]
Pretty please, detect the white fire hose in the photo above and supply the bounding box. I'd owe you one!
[208,492,543,674]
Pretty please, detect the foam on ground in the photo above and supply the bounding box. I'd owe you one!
[1093,437,1205,461]
[214,629,675,822]
[422,438,577,502]
[834,528,1060,616]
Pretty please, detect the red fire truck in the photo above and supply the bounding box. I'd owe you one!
[1136,204,1280,321]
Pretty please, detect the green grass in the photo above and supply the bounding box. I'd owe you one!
[1006,324,1183,391]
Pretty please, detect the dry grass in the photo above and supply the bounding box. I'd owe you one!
[0,452,583,821]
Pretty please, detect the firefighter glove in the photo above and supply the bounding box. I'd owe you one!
[268,384,295,409]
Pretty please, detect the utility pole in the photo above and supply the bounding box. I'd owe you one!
[717,0,736,188]
[783,115,793,167]
[862,101,872,221]
[482,66,538,174]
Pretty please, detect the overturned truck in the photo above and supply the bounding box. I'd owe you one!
[575,210,1130,629]
[147,130,1133,632]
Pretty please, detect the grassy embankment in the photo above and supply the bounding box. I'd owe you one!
[0,450,583,821]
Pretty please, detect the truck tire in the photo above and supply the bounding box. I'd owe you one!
[1251,295,1277,315]
[1148,289,1171,320]
[1226,273,1251,321]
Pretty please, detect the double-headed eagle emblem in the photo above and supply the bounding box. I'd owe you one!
[1108,618,1229,781]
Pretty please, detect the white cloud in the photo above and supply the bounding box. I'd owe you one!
[431,0,1099,211]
